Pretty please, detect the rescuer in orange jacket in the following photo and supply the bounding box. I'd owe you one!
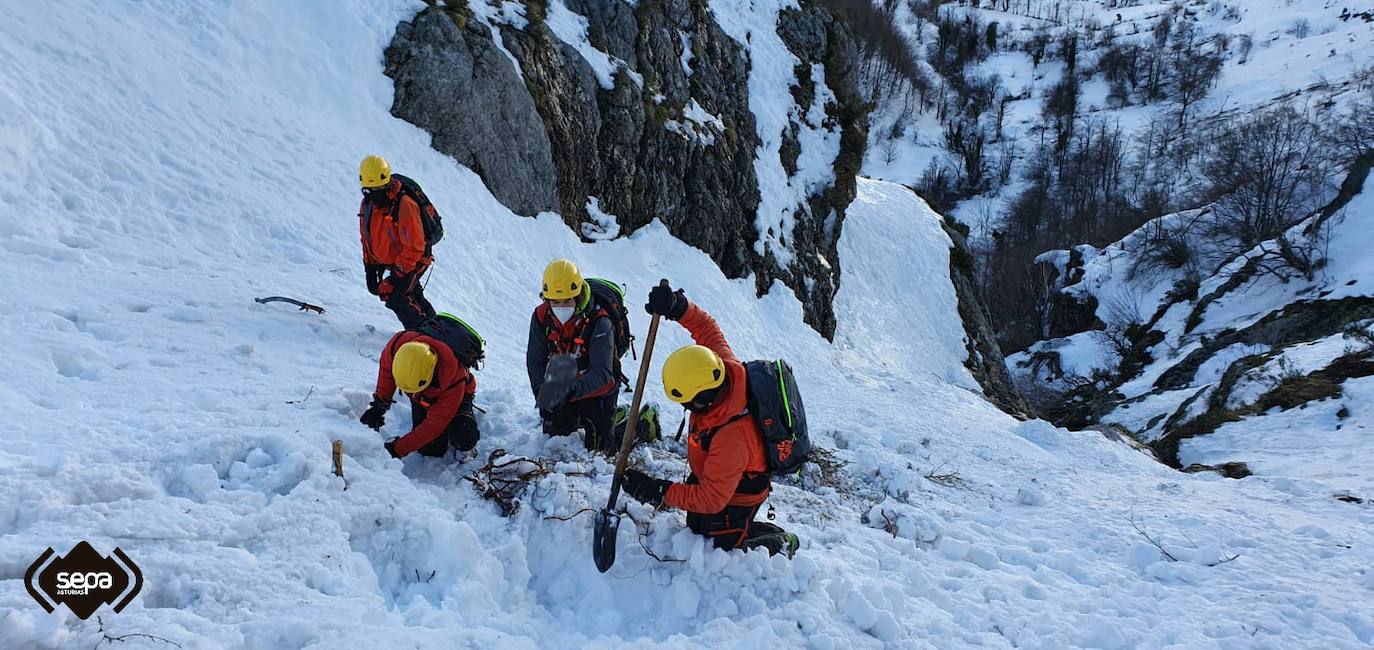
[358,155,435,330]
[620,283,798,557]
[359,331,479,458]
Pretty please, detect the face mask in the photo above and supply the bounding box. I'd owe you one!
[552,306,576,323]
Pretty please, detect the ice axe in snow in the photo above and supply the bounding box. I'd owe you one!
[592,279,666,573]
[255,296,325,314]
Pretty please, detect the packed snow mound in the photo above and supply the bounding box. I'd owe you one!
[2,1,1373,648]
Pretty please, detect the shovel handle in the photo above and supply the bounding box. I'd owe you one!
[604,279,669,510]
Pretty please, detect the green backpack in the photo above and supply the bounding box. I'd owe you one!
[418,312,485,370]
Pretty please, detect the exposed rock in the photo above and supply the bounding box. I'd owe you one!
[385,1,867,338]
[1040,246,1104,339]
[941,218,1035,418]
[384,10,559,216]
[1182,462,1252,479]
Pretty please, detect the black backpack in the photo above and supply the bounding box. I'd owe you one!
[585,278,634,360]
[392,173,444,247]
[743,359,810,475]
[418,312,484,370]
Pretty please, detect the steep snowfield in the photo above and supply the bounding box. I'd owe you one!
[2,1,1373,648]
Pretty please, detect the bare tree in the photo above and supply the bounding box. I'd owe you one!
[880,136,901,165]
[1199,105,1332,253]
[1170,19,1222,135]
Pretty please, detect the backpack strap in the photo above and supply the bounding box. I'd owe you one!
[696,409,751,453]
[581,307,630,387]
[360,201,376,261]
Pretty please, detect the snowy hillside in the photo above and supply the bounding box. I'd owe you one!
[1010,161,1374,490]
[865,0,1374,197]
[2,1,1374,648]
[852,0,1374,352]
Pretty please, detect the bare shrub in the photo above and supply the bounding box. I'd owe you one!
[1198,105,1333,254]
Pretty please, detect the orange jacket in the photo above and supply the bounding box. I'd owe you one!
[663,303,769,514]
[359,180,429,274]
[374,331,477,457]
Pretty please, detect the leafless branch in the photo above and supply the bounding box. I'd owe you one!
[95,617,182,649]
[286,385,315,405]
[462,449,587,516]
[1128,507,1179,562]
[543,508,596,522]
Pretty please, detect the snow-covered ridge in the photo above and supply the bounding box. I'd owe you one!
[1011,163,1374,492]
[1,1,1372,647]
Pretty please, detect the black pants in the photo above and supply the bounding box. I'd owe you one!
[542,392,617,453]
[386,268,436,330]
[411,394,479,457]
[684,474,782,551]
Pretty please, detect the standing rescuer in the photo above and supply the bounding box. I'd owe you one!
[358,155,437,330]
[621,283,799,557]
[360,331,479,459]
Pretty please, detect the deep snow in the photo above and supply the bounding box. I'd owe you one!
[1,1,1372,648]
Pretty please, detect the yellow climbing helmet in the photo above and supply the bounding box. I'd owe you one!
[392,341,437,394]
[662,345,726,404]
[359,155,392,189]
[541,259,585,301]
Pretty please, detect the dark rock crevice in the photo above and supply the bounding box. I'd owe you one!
[941,218,1035,419]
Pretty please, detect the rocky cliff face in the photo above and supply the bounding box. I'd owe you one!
[385,12,559,217]
[943,220,1035,419]
[384,0,866,338]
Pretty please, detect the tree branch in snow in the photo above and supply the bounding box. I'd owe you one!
[635,529,685,564]
[806,446,848,489]
[1128,508,1178,562]
[543,508,596,522]
[286,385,315,405]
[879,509,899,538]
[924,457,967,488]
[95,616,182,649]
[463,449,590,516]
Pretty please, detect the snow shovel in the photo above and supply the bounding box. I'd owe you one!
[592,280,666,573]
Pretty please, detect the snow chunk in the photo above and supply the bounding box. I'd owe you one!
[580,196,620,240]
[546,0,641,90]
[678,30,694,76]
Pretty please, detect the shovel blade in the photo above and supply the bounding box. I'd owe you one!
[591,509,621,573]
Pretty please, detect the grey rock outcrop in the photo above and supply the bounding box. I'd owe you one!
[385,12,558,216]
[942,219,1035,418]
[384,2,867,338]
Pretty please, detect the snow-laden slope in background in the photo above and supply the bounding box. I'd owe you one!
[1,1,1372,648]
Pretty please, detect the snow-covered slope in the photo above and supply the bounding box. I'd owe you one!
[2,1,1373,648]
[1012,173,1374,491]
[864,0,1374,231]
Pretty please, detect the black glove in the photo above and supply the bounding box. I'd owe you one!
[365,264,385,296]
[622,468,671,506]
[645,284,688,320]
[360,399,389,430]
[384,437,402,458]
